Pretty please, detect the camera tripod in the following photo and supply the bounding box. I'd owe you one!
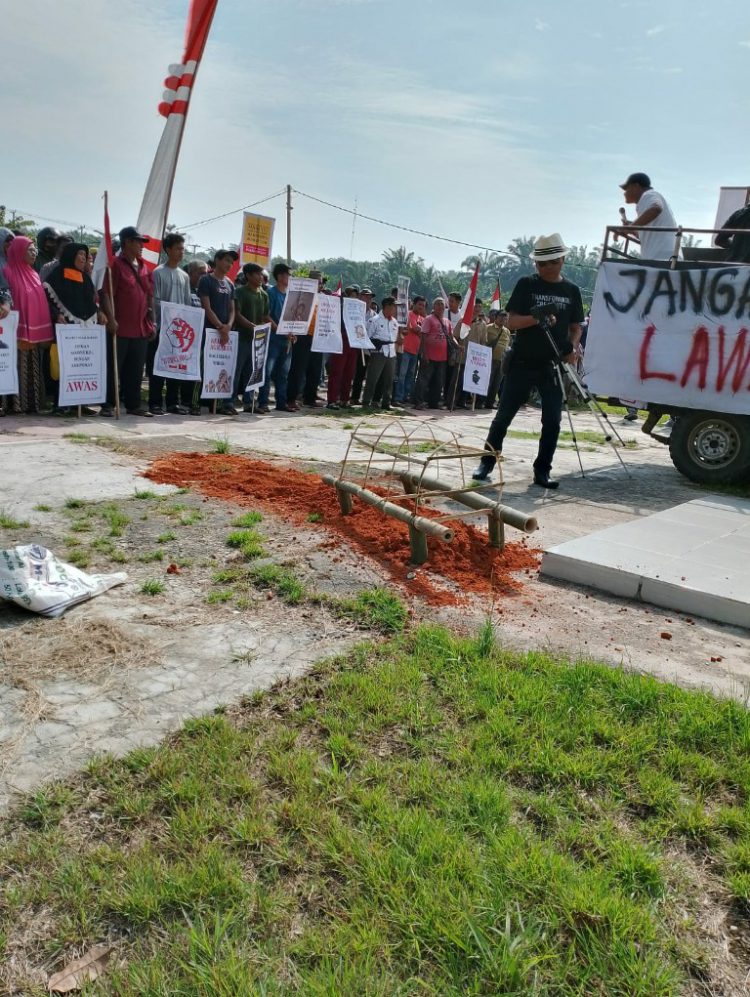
[541,323,632,478]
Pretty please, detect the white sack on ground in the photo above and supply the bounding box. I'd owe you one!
[0,545,127,618]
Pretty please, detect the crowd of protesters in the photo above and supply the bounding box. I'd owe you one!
[0,224,514,418]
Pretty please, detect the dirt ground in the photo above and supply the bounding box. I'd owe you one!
[1,408,749,813]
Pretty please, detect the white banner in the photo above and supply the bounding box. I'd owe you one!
[56,324,107,406]
[343,297,375,349]
[276,277,318,337]
[0,311,19,396]
[201,329,238,399]
[153,302,204,381]
[586,262,750,416]
[245,323,271,391]
[462,341,492,396]
[311,294,343,354]
[396,275,410,326]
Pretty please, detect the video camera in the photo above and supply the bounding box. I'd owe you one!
[530,303,558,329]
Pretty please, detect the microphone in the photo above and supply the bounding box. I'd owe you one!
[619,207,628,224]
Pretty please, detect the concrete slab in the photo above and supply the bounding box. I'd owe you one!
[0,438,175,517]
[541,497,750,629]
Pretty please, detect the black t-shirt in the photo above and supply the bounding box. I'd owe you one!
[197,274,234,326]
[506,274,584,364]
[716,205,750,263]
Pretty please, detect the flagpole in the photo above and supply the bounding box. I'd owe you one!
[107,267,121,420]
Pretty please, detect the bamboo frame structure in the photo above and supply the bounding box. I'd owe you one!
[322,419,538,564]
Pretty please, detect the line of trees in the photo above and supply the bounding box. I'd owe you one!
[274,241,601,309]
[2,206,601,309]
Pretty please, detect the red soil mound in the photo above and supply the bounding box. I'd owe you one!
[146,453,540,606]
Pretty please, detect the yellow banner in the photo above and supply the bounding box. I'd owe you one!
[240,212,275,266]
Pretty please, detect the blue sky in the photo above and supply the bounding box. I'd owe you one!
[5,0,750,269]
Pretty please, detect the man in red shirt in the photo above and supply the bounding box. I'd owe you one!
[99,226,155,417]
[414,297,456,409]
[394,295,425,404]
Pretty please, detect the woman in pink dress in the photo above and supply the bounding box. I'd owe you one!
[4,236,54,412]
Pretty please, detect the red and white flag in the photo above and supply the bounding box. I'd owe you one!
[333,277,342,297]
[490,280,501,310]
[437,277,450,305]
[456,262,480,340]
[92,190,114,291]
[136,0,219,270]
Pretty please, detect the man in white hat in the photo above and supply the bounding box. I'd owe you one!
[472,234,584,489]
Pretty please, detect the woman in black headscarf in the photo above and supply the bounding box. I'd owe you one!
[44,243,98,325]
[44,243,104,415]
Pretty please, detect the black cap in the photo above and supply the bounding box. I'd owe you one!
[213,249,239,263]
[620,172,651,190]
[118,225,148,244]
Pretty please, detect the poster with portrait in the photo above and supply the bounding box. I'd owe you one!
[276,277,318,337]
[311,294,343,354]
[56,324,107,406]
[202,329,238,399]
[245,323,271,392]
[342,297,375,350]
[396,275,410,326]
[462,341,492,397]
[0,310,19,396]
[153,302,204,381]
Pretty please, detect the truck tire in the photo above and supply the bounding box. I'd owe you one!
[669,411,750,485]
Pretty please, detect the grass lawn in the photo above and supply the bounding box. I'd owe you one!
[2,625,750,994]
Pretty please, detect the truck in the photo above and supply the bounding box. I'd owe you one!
[584,200,750,486]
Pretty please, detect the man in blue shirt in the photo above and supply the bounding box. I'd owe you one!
[251,262,295,412]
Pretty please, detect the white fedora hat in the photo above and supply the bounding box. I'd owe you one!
[529,233,569,262]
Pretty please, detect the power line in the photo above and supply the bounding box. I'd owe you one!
[175,189,287,230]
[292,188,600,272]
[10,186,601,276]
[7,208,100,232]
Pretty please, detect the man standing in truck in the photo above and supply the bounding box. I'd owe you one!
[618,172,678,261]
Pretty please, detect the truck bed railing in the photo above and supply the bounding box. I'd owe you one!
[601,225,750,269]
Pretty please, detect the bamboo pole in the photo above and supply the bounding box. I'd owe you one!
[321,474,454,543]
[399,470,538,534]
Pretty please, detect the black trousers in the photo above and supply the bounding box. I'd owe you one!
[481,362,562,476]
[414,358,446,408]
[351,351,367,403]
[287,336,323,405]
[108,336,149,411]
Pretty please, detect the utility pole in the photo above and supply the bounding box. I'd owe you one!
[286,184,292,265]
[349,195,358,259]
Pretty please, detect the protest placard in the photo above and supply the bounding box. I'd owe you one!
[586,262,750,415]
[245,323,271,392]
[342,297,375,349]
[0,311,19,396]
[56,324,107,406]
[202,330,238,399]
[462,341,492,396]
[239,212,275,267]
[153,302,204,381]
[396,275,410,326]
[276,277,318,337]
[311,294,343,354]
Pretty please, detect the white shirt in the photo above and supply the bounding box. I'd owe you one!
[366,313,399,358]
[636,189,678,261]
[448,308,461,331]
